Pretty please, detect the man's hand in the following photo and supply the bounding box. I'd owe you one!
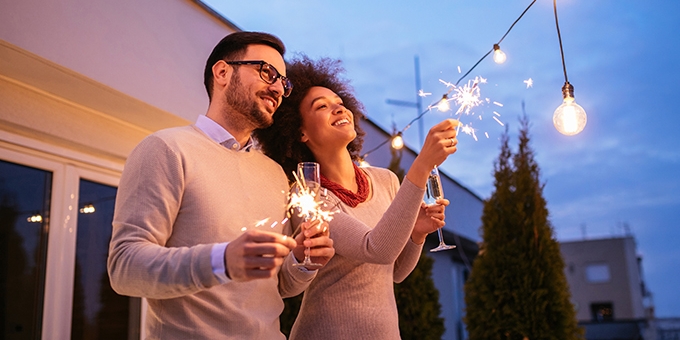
[293,220,335,269]
[225,229,297,282]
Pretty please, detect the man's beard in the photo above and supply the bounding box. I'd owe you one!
[224,72,275,129]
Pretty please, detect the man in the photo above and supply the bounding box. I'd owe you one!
[108,31,334,339]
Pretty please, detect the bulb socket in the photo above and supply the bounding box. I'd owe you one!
[561,82,575,99]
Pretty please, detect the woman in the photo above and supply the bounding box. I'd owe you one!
[254,56,460,339]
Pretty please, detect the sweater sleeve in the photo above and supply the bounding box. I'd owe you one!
[276,219,317,298]
[107,136,218,299]
[328,173,426,264]
[393,239,425,282]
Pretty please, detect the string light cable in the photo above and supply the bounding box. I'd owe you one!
[552,0,587,136]
[360,0,538,163]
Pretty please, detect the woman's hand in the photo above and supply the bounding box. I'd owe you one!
[406,119,460,187]
[292,220,335,269]
[411,198,449,244]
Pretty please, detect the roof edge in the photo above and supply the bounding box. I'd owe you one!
[191,0,242,32]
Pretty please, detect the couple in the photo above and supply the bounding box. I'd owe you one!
[107,31,460,339]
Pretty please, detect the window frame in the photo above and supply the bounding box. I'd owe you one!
[1,132,144,339]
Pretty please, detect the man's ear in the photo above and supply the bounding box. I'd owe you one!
[212,60,231,88]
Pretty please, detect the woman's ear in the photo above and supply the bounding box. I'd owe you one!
[300,132,309,143]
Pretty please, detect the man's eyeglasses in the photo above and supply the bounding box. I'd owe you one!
[225,60,293,97]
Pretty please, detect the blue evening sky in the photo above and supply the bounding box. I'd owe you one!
[205,0,680,317]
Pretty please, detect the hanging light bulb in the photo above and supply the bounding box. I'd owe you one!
[436,95,450,112]
[358,156,370,167]
[493,44,507,64]
[391,133,404,150]
[553,82,587,136]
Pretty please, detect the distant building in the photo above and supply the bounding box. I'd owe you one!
[560,236,657,339]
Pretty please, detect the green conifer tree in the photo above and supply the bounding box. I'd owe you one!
[464,116,583,339]
[394,253,445,339]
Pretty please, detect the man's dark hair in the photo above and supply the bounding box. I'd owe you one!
[203,31,285,100]
[254,55,366,182]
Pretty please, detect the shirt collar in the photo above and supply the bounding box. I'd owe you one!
[195,115,254,152]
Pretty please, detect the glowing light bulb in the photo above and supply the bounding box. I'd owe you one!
[493,44,506,64]
[553,82,587,136]
[27,214,43,223]
[79,204,96,214]
[391,133,404,150]
[436,95,450,112]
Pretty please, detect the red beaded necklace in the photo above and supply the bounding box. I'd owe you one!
[320,163,369,208]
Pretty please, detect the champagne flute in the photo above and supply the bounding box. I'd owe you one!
[424,166,456,252]
[292,162,324,267]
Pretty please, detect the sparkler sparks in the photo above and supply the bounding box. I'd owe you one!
[524,78,533,88]
[452,79,483,115]
[254,218,269,228]
[289,172,334,224]
[427,75,506,142]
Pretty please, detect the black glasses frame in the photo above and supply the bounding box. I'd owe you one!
[225,60,293,97]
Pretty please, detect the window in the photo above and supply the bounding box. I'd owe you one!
[585,263,610,283]
[0,144,141,339]
[591,302,614,322]
[0,160,52,338]
[71,179,141,340]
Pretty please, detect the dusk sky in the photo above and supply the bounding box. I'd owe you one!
[205,1,680,317]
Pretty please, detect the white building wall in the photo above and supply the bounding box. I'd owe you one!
[1,0,233,122]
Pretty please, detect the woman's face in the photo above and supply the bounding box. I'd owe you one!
[299,86,356,153]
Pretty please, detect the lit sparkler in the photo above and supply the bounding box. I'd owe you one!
[451,77,483,115]
[289,171,334,224]
[429,75,506,141]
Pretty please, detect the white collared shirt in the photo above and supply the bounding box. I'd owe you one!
[195,114,254,152]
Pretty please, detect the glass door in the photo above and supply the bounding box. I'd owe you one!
[0,160,52,339]
[0,146,141,339]
[70,179,140,340]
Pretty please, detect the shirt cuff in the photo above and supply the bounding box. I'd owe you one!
[211,242,230,284]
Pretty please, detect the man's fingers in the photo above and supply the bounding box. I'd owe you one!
[243,229,296,249]
[241,242,294,257]
[242,255,286,269]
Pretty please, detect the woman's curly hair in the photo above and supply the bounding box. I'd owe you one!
[254,55,366,182]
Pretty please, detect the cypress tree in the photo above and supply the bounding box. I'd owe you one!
[464,116,583,339]
[394,253,445,339]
